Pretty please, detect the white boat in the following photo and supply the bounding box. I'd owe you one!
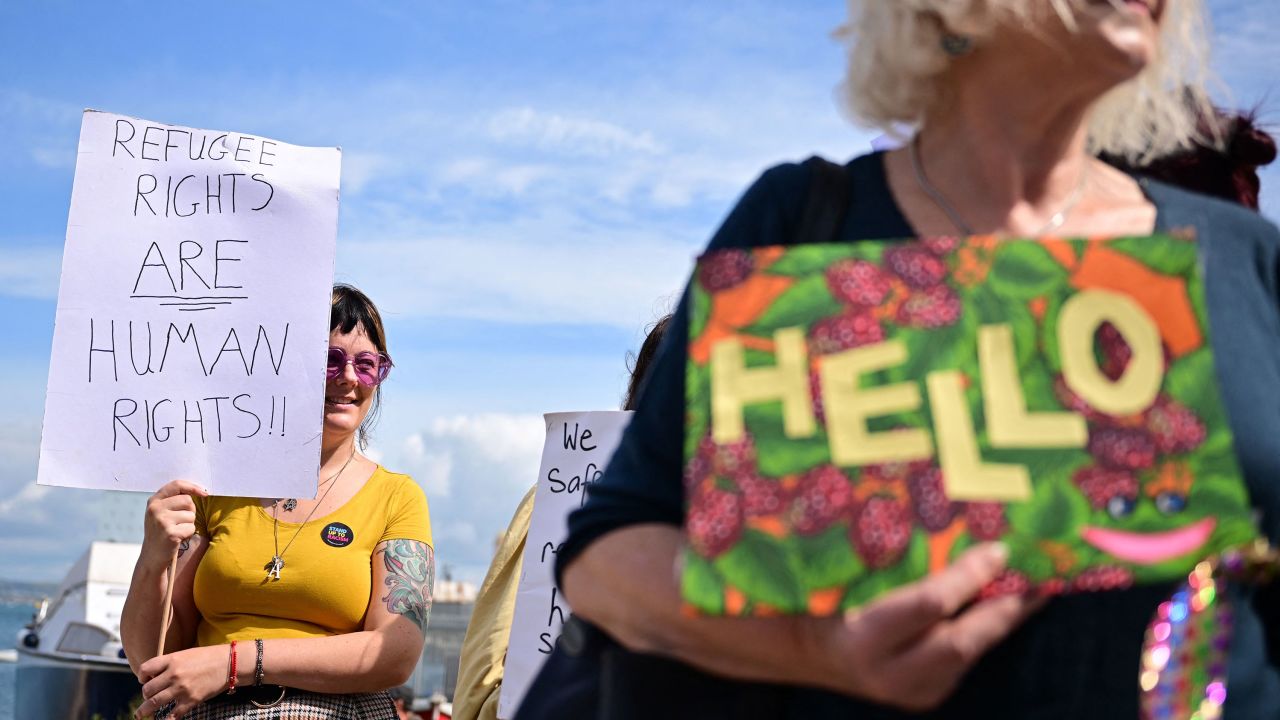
[14,541,143,719]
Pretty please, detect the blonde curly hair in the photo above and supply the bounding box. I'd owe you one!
[835,0,1216,163]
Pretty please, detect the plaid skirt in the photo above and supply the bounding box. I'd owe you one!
[159,686,397,719]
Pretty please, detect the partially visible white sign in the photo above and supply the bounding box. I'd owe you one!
[498,410,632,719]
[37,110,341,499]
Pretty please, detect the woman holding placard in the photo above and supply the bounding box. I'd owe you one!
[529,1,1280,718]
[121,284,433,719]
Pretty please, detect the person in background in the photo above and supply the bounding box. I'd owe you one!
[452,315,671,720]
[121,284,434,719]
[528,1,1280,718]
[390,685,426,720]
[1102,107,1275,210]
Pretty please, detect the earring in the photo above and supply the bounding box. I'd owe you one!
[941,33,973,57]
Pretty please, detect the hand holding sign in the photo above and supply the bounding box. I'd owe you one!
[139,480,208,569]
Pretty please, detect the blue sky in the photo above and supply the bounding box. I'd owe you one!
[0,1,1274,584]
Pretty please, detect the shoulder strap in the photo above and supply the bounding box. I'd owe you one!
[795,156,852,245]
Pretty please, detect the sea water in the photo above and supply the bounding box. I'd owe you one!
[0,600,38,720]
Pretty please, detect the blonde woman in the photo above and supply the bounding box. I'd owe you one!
[121,285,434,719]
[528,1,1280,718]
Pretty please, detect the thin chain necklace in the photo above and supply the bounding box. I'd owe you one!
[265,445,357,581]
[277,472,340,513]
[908,134,1088,237]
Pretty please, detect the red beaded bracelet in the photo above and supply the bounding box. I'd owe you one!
[227,640,238,695]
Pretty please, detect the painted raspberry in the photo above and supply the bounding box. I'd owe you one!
[696,433,758,482]
[698,249,754,292]
[979,569,1031,600]
[1087,427,1157,471]
[687,485,744,558]
[1072,465,1139,511]
[809,367,826,425]
[808,309,885,355]
[906,466,959,532]
[1071,565,1134,592]
[850,496,913,569]
[922,236,961,257]
[896,284,962,329]
[884,244,948,289]
[1145,396,1206,455]
[825,259,892,308]
[1037,578,1068,597]
[1097,322,1132,381]
[738,473,794,518]
[1053,375,1109,423]
[683,450,713,491]
[790,466,854,535]
[965,502,1008,541]
[861,461,931,485]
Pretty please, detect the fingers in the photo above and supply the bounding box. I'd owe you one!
[145,488,200,548]
[138,656,165,684]
[855,543,1009,650]
[887,592,1045,709]
[134,689,173,719]
[153,480,209,500]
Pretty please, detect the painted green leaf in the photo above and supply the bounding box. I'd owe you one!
[689,283,711,346]
[1004,534,1056,581]
[767,246,859,276]
[1108,235,1198,276]
[1164,349,1228,428]
[1006,476,1090,541]
[747,402,831,476]
[795,525,864,590]
[987,242,1068,300]
[716,529,806,611]
[682,551,726,614]
[684,363,711,461]
[841,530,929,610]
[751,274,842,335]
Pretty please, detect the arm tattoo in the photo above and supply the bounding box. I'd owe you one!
[177,538,191,558]
[380,540,434,633]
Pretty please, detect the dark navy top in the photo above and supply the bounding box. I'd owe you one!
[556,153,1280,718]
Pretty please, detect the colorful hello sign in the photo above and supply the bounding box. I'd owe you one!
[680,235,1259,617]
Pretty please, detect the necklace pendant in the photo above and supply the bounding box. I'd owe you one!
[283,498,297,512]
[265,555,284,581]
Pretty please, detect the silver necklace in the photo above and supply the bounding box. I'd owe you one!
[908,134,1088,237]
[265,445,358,581]
[276,472,340,513]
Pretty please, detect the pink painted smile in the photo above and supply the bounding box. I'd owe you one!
[1081,517,1216,565]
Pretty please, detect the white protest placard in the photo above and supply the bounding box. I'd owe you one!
[497,410,632,719]
[37,110,341,499]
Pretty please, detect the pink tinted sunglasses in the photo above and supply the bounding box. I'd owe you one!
[327,347,393,387]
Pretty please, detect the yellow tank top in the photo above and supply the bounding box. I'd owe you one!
[192,466,432,646]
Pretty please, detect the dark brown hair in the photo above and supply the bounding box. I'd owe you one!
[1103,108,1276,210]
[624,314,672,411]
[330,284,389,448]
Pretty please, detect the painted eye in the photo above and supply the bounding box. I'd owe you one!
[1154,492,1188,515]
[1107,495,1136,519]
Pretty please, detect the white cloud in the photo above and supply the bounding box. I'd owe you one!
[382,413,545,582]
[0,481,49,517]
[0,420,107,583]
[488,107,664,158]
[30,146,75,169]
[337,220,696,329]
[341,151,392,196]
[0,243,62,300]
